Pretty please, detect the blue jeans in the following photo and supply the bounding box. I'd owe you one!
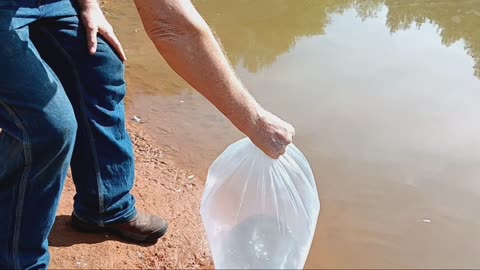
[0,0,137,268]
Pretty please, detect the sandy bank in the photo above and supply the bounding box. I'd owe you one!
[49,121,213,269]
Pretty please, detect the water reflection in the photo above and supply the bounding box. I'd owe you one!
[193,0,350,72]
[382,0,480,78]
[195,0,480,78]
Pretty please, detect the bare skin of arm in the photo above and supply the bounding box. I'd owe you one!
[77,0,294,158]
[134,0,295,158]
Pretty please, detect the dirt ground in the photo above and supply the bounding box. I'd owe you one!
[48,121,214,269]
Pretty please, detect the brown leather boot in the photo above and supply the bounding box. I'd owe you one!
[71,212,168,243]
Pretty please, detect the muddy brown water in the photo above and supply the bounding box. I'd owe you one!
[107,0,480,268]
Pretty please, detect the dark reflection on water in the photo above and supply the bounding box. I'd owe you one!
[195,0,480,77]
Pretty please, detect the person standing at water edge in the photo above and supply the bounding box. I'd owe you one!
[0,0,294,269]
[0,0,170,268]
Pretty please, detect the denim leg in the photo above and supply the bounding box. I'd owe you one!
[30,0,137,226]
[0,27,77,270]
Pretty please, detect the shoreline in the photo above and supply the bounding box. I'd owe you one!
[49,120,214,269]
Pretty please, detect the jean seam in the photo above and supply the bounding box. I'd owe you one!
[0,100,32,270]
[77,98,105,226]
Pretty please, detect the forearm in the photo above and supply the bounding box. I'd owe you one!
[155,29,261,133]
[134,0,261,134]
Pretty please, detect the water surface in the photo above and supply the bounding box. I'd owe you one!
[108,0,480,268]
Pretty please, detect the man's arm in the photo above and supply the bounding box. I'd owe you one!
[134,0,294,158]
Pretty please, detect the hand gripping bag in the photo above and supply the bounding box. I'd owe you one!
[200,138,320,269]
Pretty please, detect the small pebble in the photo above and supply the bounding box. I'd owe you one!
[451,15,461,24]
[422,219,432,223]
[132,115,143,123]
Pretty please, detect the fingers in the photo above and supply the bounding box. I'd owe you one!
[268,151,281,159]
[249,111,295,159]
[267,137,289,159]
[99,27,127,61]
[79,5,126,60]
[87,25,98,55]
[275,127,295,158]
[269,148,285,159]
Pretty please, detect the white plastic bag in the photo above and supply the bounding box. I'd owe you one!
[200,138,320,269]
